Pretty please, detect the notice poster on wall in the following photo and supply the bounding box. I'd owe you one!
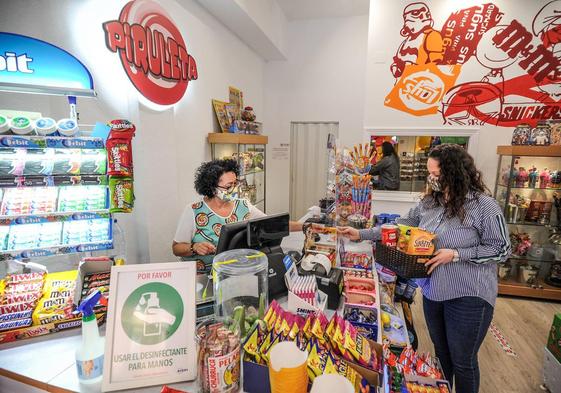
[102,262,196,391]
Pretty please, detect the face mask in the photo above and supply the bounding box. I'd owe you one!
[215,186,238,202]
[427,174,442,192]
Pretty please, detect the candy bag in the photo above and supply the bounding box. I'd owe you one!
[243,323,262,364]
[343,320,375,369]
[397,224,413,252]
[32,270,77,325]
[406,228,436,255]
[311,312,329,345]
[109,176,134,212]
[106,119,135,177]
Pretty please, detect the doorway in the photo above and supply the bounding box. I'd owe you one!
[289,121,339,220]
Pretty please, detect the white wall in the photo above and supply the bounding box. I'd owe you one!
[0,0,265,263]
[264,15,369,214]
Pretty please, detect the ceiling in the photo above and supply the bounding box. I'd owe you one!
[276,0,370,20]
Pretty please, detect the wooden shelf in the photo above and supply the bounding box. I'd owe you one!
[498,278,561,301]
[207,133,268,145]
[497,145,561,157]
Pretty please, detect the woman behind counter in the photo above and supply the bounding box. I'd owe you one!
[173,158,301,273]
[339,144,511,393]
[370,141,400,190]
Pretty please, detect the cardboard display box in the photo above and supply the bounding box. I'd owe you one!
[547,313,561,363]
[243,338,384,393]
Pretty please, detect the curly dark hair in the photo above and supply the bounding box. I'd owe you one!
[424,144,489,220]
[194,158,240,198]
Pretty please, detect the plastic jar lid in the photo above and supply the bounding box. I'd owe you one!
[0,115,9,133]
[10,116,34,135]
[57,118,78,136]
[213,249,268,276]
[35,117,57,135]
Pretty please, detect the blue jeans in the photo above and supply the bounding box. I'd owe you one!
[423,296,494,393]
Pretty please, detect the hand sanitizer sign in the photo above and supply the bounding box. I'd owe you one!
[0,32,94,96]
[103,262,196,392]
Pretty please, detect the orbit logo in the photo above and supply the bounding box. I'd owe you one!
[102,0,198,106]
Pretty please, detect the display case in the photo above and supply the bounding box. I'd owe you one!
[208,133,268,212]
[494,145,561,301]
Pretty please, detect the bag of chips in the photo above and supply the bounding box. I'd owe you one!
[405,228,436,255]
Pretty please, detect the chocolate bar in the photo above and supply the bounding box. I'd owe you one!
[84,272,110,282]
[4,272,45,285]
[0,301,35,314]
[0,309,33,322]
[0,318,32,331]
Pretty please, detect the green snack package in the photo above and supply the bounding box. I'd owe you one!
[109,176,134,212]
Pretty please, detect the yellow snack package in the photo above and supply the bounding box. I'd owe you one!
[397,224,413,252]
[243,324,262,364]
[406,228,436,255]
[32,270,78,326]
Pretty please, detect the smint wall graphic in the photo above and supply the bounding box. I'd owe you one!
[385,1,561,126]
[103,0,198,106]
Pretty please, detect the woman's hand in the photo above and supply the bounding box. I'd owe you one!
[337,226,360,241]
[425,249,456,274]
[192,242,216,256]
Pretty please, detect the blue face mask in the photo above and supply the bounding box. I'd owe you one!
[427,174,442,192]
[215,186,239,202]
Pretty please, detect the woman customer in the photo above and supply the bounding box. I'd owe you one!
[370,141,400,190]
[173,158,301,273]
[339,144,511,393]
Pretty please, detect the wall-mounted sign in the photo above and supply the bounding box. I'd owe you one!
[102,0,198,106]
[384,1,561,127]
[102,262,196,391]
[0,32,95,97]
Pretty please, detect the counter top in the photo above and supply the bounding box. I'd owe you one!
[0,232,308,393]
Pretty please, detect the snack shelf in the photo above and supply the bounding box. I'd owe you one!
[0,135,105,149]
[0,239,114,260]
[240,169,264,177]
[497,184,560,191]
[0,175,108,188]
[207,132,268,145]
[496,145,561,157]
[509,254,556,264]
[498,277,561,301]
[506,221,553,227]
[0,210,110,225]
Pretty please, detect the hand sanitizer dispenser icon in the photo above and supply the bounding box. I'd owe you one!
[133,292,177,337]
[136,292,162,337]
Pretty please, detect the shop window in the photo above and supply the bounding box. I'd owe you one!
[369,135,469,192]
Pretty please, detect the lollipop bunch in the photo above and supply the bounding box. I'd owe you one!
[350,143,376,174]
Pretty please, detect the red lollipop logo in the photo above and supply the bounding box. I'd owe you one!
[103,0,198,105]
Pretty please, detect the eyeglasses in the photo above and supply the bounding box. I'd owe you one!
[217,181,238,192]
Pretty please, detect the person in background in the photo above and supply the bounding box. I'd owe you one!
[339,144,511,393]
[173,158,302,273]
[371,141,400,190]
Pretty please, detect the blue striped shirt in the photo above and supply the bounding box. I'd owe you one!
[360,192,511,306]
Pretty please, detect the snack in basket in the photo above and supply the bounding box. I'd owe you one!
[397,224,413,252]
[405,228,436,255]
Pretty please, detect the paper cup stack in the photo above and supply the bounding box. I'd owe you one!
[268,341,308,393]
[311,373,355,393]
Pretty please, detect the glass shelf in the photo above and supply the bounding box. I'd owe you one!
[506,221,553,227]
[509,254,556,263]
[497,184,560,191]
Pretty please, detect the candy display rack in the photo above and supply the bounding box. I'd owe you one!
[494,145,561,301]
[0,133,113,261]
[208,133,268,212]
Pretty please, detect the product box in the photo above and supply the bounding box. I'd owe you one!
[547,313,561,363]
[0,313,106,345]
[286,288,327,317]
[544,346,561,393]
[315,267,343,310]
[242,338,384,393]
[73,257,112,309]
[402,374,452,393]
